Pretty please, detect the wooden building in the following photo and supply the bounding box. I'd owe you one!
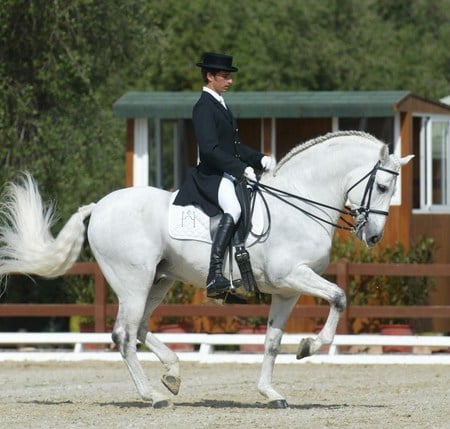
[114,91,450,331]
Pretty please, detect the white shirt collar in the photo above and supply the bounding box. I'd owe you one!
[203,86,226,108]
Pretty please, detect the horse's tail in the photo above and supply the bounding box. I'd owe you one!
[0,173,95,279]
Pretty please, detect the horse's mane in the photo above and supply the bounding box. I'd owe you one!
[274,130,384,174]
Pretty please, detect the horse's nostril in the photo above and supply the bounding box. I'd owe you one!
[369,235,381,246]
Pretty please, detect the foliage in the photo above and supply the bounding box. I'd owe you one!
[330,234,437,327]
[233,291,271,328]
[0,0,449,319]
[238,316,268,329]
[159,281,196,326]
[2,0,450,216]
[163,281,196,304]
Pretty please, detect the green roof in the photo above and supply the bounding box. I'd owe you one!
[114,90,411,119]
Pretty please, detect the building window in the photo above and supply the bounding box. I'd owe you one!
[338,117,394,151]
[417,116,450,211]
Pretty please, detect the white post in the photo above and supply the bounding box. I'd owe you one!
[391,112,402,205]
[133,118,149,186]
[271,117,276,158]
[332,116,339,131]
[155,118,163,188]
[174,121,181,189]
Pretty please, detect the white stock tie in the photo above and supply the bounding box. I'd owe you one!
[219,97,227,109]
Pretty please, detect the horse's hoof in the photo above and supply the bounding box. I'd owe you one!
[268,399,289,409]
[161,374,181,395]
[152,399,172,409]
[296,338,311,359]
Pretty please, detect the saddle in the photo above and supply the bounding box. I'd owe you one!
[169,182,263,296]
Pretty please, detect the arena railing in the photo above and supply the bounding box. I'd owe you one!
[0,260,449,334]
[0,331,449,364]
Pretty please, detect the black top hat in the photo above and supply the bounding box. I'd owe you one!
[196,52,238,72]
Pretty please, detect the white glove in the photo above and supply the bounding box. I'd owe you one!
[243,166,257,182]
[261,155,276,172]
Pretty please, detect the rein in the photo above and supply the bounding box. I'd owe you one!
[249,161,399,240]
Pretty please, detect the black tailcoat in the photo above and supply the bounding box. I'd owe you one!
[174,91,263,216]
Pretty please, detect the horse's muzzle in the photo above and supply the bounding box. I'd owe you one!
[367,234,382,247]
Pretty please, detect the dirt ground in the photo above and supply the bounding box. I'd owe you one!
[0,361,448,428]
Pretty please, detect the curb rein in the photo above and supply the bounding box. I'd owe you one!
[248,161,399,241]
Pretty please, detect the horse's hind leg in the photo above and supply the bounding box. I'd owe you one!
[109,268,172,408]
[137,278,182,396]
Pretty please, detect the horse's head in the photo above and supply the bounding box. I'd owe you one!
[346,145,414,247]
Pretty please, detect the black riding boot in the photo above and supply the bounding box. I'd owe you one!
[206,213,235,298]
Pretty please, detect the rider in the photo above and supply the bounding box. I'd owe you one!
[174,52,275,299]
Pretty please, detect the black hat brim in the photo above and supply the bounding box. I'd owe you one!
[196,62,238,72]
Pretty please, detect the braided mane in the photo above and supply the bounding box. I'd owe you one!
[274,130,383,174]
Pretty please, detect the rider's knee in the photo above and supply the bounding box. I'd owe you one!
[225,206,241,224]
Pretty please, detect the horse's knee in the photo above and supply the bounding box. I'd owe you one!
[333,289,346,313]
[112,328,131,356]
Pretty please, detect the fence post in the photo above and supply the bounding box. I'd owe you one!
[94,264,107,332]
[336,259,350,334]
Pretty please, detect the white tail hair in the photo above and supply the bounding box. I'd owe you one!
[0,174,95,278]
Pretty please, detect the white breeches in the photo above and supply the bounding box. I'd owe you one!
[218,174,241,223]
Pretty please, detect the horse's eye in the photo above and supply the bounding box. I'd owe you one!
[377,183,388,193]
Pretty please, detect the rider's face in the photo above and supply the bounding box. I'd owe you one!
[208,71,233,94]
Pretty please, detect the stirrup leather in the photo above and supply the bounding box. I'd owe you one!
[234,246,256,292]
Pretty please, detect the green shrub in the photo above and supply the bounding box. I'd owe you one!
[329,234,436,329]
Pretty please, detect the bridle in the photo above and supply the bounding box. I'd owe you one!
[249,161,399,241]
[344,161,399,233]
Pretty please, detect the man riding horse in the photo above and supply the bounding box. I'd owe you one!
[174,52,275,300]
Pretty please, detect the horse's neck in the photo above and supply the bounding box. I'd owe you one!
[267,138,378,217]
[270,144,343,201]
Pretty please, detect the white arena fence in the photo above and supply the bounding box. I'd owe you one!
[0,332,449,364]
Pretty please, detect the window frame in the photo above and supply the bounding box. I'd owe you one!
[415,114,450,213]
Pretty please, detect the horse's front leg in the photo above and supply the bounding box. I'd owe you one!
[292,265,346,359]
[258,293,299,408]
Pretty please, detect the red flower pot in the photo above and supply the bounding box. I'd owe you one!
[380,324,413,353]
[158,323,194,351]
[238,325,267,353]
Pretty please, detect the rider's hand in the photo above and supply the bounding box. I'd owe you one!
[261,155,276,172]
[244,166,257,182]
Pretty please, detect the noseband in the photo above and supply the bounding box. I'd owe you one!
[345,161,399,233]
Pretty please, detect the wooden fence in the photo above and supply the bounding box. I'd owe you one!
[1,261,449,334]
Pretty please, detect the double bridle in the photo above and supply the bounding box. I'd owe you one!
[343,161,399,233]
[250,161,399,240]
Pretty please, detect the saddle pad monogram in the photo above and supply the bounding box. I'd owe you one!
[169,192,212,243]
[168,191,265,246]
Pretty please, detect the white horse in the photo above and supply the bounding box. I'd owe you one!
[0,131,412,409]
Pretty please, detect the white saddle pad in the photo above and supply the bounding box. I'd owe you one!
[168,191,266,247]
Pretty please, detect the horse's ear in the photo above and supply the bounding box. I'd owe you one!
[399,154,414,166]
[379,145,389,162]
